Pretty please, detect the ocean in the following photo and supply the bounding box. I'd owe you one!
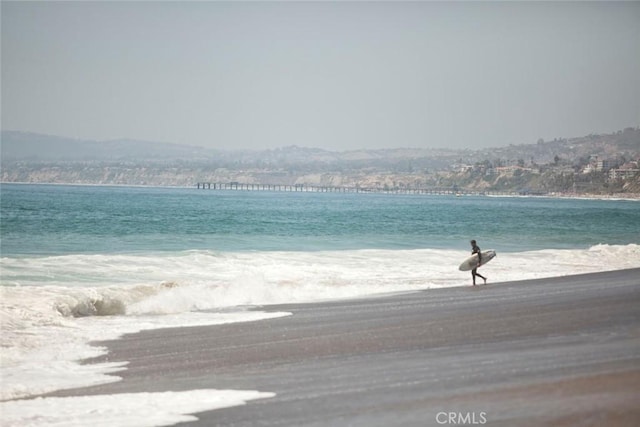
[1,183,639,422]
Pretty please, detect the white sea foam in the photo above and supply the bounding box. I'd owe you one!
[1,244,639,402]
[0,389,275,427]
[0,306,290,401]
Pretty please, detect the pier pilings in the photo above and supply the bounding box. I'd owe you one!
[195,182,518,196]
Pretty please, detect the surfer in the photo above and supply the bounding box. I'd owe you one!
[470,240,487,285]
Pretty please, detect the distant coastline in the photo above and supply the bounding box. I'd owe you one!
[2,128,639,197]
[2,180,639,201]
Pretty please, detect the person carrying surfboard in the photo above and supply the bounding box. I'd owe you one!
[470,240,487,285]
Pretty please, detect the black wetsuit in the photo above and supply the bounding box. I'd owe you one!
[471,243,487,285]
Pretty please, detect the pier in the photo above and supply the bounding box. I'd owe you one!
[195,182,521,196]
[197,182,368,193]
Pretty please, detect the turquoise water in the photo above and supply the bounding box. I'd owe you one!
[1,183,639,256]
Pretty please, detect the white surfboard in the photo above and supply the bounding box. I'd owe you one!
[458,250,496,271]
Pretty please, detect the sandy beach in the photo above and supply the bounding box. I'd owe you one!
[50,268,640,426]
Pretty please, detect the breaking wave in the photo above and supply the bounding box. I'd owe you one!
[1,244,639,400]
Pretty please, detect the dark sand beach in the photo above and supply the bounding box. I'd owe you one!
[55,269,640,426]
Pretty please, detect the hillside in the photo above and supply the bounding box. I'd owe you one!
[1,128,639,196]
[0,131,214,161]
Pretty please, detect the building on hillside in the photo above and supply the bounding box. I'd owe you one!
[609,164,640,181]
[596,159,615,172]
[488,165,536,177]
[583,158,616,174]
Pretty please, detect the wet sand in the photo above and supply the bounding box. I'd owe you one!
[56,269,640,426]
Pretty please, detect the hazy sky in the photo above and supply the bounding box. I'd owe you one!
[2,1,639,151]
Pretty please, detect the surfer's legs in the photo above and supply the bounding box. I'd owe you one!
[471,269,487,285]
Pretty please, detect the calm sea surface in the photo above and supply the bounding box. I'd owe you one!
[2,183,639,256]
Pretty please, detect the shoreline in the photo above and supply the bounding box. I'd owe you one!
[3,181,639,201]
[36,268,640,426]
